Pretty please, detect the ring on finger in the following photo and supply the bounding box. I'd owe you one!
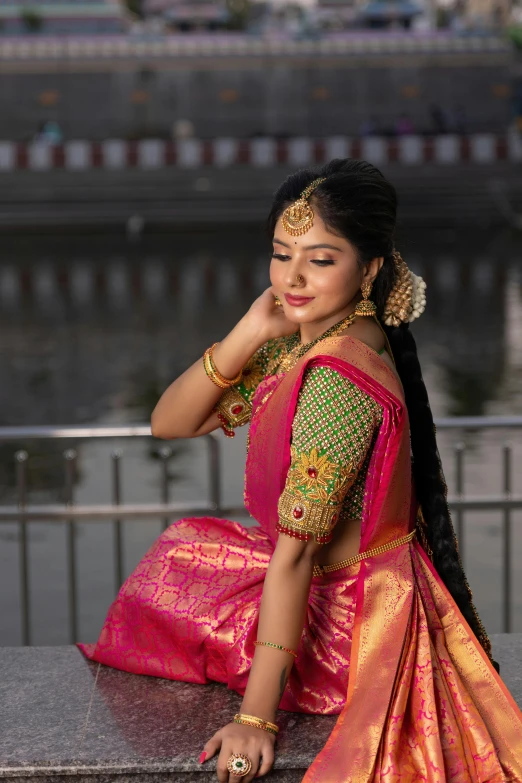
[227,753,252,777]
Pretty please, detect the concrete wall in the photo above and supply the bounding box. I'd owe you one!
[0,49,512,140]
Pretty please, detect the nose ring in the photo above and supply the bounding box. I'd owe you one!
[295,274,305,285]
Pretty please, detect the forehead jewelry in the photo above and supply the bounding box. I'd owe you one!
[281,177,327,236]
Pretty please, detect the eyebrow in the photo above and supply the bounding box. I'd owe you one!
[273,238,343,252]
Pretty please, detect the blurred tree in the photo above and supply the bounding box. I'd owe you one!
[21,8,43,32]
[226,0,251,29]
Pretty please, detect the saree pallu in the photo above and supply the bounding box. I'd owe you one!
[79,334,522,781]
[245,335,522,782]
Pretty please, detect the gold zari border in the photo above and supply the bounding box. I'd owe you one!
[277,487,340,541]
[312,528,417,576]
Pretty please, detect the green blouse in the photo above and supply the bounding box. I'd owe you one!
[215,336,384,544]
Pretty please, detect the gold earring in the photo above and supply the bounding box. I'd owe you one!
[354,281,377,317]
[274,295,283,306]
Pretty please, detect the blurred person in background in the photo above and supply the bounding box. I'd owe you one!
[395,111,415,135]
[79,159,522,782]
[33,120,64,145]
[359,114,380,136]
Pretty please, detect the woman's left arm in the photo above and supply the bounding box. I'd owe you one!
[201,366,382,781]
[200,536,320,782]
[239,534,320,719]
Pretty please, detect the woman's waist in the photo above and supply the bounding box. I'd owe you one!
[312,528,417,577]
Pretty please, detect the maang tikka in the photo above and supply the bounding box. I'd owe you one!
[282,177,327,236]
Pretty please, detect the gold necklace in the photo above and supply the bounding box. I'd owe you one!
[276,312,356,374]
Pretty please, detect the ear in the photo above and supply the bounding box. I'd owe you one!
[361,256,384,284]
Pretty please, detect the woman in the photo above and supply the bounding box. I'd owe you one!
[79,159,522,782]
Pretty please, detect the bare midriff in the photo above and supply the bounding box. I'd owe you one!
[314,516,362,568]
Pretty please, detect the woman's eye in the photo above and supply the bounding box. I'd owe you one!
[311,259,334,267]
[271,253,290,261]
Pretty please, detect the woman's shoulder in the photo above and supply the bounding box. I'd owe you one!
[298,363,383,421]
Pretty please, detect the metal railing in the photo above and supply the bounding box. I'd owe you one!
[1,416,521,644]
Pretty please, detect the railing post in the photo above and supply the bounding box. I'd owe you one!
[111,449,123,590]
[159,445,172,530]
[64,448,78,644]
[502,445,512,633]
[15,450,30,646]
[454,442,465,562]
[207,434,221,515]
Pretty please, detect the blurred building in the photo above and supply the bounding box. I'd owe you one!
[0,0,129,34]
[315,0,359,27]
[143,0,231,31]
[456,0,512,28]
[313,0,424,29]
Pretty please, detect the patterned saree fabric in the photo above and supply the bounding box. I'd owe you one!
[79,334,522,781]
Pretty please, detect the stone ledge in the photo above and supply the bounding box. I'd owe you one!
[1,636,521,783]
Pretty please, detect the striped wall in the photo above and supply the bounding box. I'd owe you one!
[0,134,521,171]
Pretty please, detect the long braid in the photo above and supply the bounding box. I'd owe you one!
[382,319,497,671]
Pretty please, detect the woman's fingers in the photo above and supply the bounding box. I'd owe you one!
[201,729,222,762]
[255,742,275,778]
[216,742,233,783]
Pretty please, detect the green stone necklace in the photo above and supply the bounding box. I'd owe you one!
[276,311,356,374]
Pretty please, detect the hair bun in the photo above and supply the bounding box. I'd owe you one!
[382,250,426,327]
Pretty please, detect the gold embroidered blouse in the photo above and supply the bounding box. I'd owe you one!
[276,366,382,544]
[215,339,383,544]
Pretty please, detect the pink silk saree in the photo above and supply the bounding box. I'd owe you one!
[79,335,522,781]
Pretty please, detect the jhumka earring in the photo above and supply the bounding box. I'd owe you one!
[281,177,327,236]
[354,280,377,317]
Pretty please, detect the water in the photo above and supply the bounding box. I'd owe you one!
[1,224,522,645]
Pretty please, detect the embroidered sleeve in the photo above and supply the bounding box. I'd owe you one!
[214,338,287,432]
[276,365,383,544]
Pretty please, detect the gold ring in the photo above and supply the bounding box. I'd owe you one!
[274,295,283,306]
[227,753,252,777]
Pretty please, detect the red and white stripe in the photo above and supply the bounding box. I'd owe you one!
[0,133,520,171]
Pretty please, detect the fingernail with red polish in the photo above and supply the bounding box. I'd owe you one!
[199,752,207,764]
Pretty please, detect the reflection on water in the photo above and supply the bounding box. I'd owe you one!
[1,225,522,644]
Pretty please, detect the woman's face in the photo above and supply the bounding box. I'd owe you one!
[269,206,363,326]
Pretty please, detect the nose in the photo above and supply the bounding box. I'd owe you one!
[283,262,305,288]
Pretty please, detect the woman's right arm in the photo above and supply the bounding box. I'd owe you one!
[150,288,296,440]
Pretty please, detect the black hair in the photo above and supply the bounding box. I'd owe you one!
[267,158,498,672]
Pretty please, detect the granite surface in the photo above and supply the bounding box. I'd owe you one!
[0,637,521,782]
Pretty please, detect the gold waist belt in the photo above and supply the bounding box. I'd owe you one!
[312,528,416,577]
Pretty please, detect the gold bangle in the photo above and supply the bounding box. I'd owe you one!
[254,640,298,658]
[209,343,243,385]
[203,343,242,389]
[233,713,279,735]
[203,348,228,389]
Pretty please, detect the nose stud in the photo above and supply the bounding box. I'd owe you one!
[295,274,305,285]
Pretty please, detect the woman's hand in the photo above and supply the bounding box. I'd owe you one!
[200,721,276,782]
[244,287,298,344]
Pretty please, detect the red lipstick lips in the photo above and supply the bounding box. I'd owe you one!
[284,293,314,307]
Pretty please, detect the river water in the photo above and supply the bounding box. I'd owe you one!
[1,224,522,645]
